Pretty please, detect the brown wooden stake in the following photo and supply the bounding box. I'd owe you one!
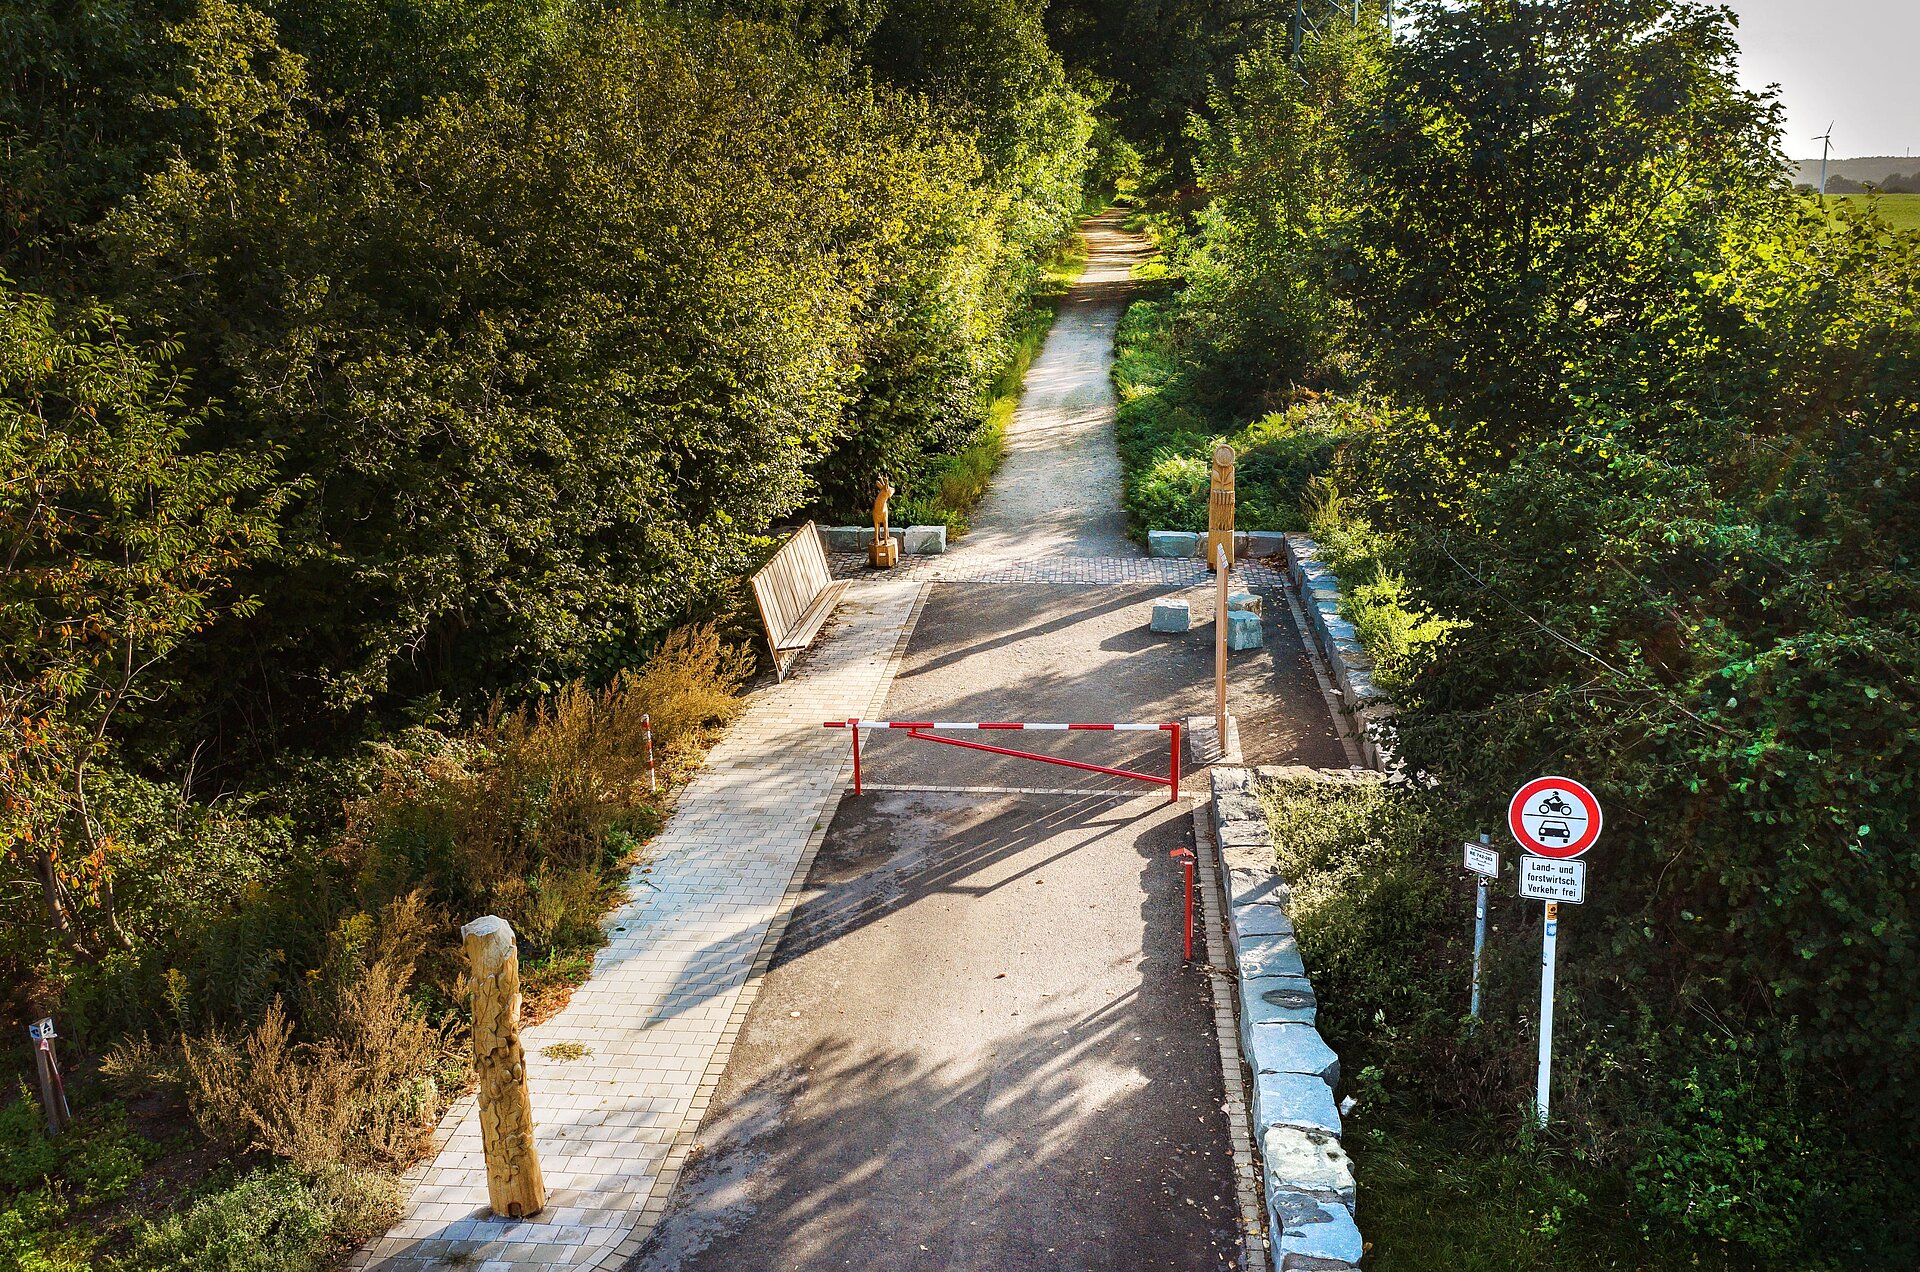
[1215,544,1230,747]
[462,916,546,1219]
[1207,444,1236,573]
[28,1020,70,1134]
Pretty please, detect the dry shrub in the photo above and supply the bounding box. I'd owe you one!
[183,893,458,1172]
[344,623,749,930]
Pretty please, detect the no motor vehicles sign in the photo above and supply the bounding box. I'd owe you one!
[1508,776,1602,859]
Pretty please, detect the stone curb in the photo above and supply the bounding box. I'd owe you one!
[1279,533,1394,773]
[1145,529,1292,559]
[816,525,948,554]
[1212,766,1363,1270]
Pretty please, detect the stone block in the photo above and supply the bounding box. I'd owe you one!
[1149,599,1191,633]
[1240,974,1316,1029]
[1263,1124,1356,1210]
[1227,590,1262,615]
[1322,615,1359,645]
[1147,530,1200,558]
[901,525,947,554]
[1241,531,1289,558]
[1231,902,1293,938]
[1236,931,1306,980]
[817,525,870,552]
[1253,1070,1342,1136]
[1247,1022,1340,1086]
[1228,866,1290,909]
[1211,787,1263,827]
[1227,609,1265,651]
[1216,814,1271,851]
[1211,766,1254,794]
[1272,1189,1363,1269]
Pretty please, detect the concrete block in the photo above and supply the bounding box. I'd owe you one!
[1227,609,1265,651]
[1236,931,1306,980]
[1253,1070,1342,1136]
[1263,1124,1357,1210]
[1240,974,1317,1029]
[1147,530,1200,558]
[1247,1021,1340,1086]
[1216,813,1271,851]
[1272,1189,1363,1269]
[1149,599,1191,633]
[1226,590,1262,615]
[901,525,947,554]
[1211,787,1263,828]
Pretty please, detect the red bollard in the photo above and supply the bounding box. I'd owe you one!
[643,713,657,793]
[850,718,861,794]
[1171,847,1196,959]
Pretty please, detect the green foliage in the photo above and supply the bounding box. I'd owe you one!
[0,1085,57,1191]
[0,1093,165,1271]
[124,1165,397,1272]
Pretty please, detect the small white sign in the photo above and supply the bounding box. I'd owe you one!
[1464,842,1500,878]
[1519,855,1586,904]
[27,1018,55,1042]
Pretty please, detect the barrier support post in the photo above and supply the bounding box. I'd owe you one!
[850,718,861,794]
[1169,722,1181,803]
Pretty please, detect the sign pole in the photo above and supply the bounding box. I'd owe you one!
[1535,900,1559,1127]
[1470,833,1490,1027]
[1214,544,1229,746]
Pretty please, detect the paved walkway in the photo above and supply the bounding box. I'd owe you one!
[353,580,926,1271]
[625,211,1343,1270]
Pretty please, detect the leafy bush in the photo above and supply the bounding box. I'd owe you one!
[126,1166,397,1272]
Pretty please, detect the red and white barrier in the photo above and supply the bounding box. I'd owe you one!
[824,719,1181,802]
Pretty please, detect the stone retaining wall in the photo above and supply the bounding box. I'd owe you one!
[1279,533,1393,773]
[1213,766,1377,1271]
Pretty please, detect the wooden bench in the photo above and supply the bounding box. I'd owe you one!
[750,522,850,681]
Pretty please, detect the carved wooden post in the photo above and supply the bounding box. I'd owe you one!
[869,477,899,568]
[1207,444,1236,572]
[462,916,545,1219]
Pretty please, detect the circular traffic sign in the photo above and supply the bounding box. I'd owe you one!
[1508,776,1602,858]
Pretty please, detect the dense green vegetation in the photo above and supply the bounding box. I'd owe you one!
[2,0,1095,1257]
[1128,2,1918,1267]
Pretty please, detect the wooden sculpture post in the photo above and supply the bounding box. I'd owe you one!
[1207,444,1236,573]
[462,916,545,1219]
[869,478,899,569]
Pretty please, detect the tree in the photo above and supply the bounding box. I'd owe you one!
[0,284,284,958]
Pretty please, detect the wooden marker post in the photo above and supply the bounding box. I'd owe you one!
[462,916,545,1219]
[1214,544,1230,746]
[868,478,899,569]
[1207,444,1236,572]
[28,1019,70,1133]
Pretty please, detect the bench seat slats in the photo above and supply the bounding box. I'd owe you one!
[750,522,846,680]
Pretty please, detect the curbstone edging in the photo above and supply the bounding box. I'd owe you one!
[1212,766,1366,1270]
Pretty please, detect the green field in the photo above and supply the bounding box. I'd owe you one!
[1818,192,1920,232]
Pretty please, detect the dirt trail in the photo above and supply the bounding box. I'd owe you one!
[945,207,1149,565]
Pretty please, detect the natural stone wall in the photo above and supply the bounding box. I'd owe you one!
[815,525,947,554]
[1214,765,1377,1271]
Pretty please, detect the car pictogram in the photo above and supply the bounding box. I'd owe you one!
[1536,820,1572,842]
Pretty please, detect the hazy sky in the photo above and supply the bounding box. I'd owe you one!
[1724,0,1920,159]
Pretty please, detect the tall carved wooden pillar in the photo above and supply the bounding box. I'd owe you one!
[462,915,546,1219]
[1208,444,1236,572]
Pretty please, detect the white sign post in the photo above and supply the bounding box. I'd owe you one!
[1464,836,1498,1025]
[1508,777,1601,1128]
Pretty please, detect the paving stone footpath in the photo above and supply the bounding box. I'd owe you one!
[351,579,924,1272]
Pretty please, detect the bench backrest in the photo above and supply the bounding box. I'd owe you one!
[751,522,833,647]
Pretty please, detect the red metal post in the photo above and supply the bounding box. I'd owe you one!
[1168,722,1181,803]
[850,718,861,794]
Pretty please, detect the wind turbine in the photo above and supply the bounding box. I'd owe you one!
[1814,123,1835,196]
